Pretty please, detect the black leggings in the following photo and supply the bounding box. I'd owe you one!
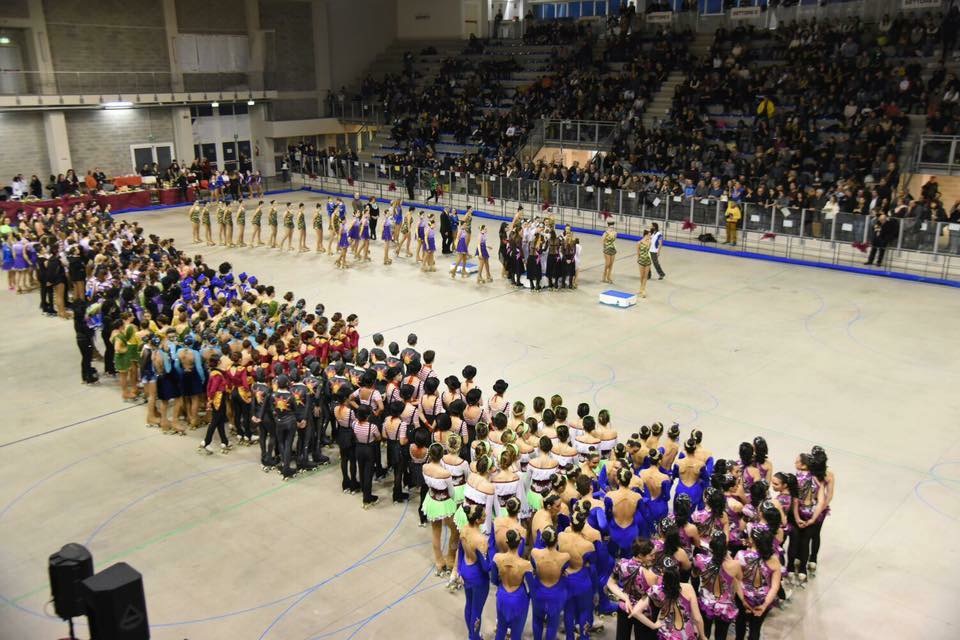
[795,522,821,574]
[703,617,732,640]
[231,394,252,439]
[734,600,768,640]
[355,442,378,503]
[204,403,228,446]
[616,608,656,640]
[338,430,358,490]
[810,519,824,563]
[785,528,799,577]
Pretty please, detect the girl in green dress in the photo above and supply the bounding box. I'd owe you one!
[268,201,279,248]
[313,202,325,253]
[201,203,214,246]
[250,201,263,247]
[296,203,308,252]
[601,221,617,284]
[235,200,246,247]
[222,201,234,247]
[189,201,201,243]
[637,228,652,298]
[280,204,295,251]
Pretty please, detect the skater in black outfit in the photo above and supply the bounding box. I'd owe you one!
[526,235,543,290]
[72,298,99,384]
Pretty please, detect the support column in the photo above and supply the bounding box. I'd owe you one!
[43,111,72,174]
[171,106,194,164]
[248,104,275,177]
[313,0,332,116]
[245,0,265,90]
[25,0,55,94]
[162,0,184,92]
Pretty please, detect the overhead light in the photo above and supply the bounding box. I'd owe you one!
[0,37,11,45]
[247,99,255,106]
[102,100,133,109]
[211,101,219,107]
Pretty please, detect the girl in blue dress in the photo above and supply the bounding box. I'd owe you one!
[335,219,350,269]
[359,206,371,262]
[422,218,437,272]
[2,235,15,291]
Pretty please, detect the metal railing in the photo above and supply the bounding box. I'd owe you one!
[915,135,960,176]
[543,119,619,149]
[290,163,960,283]
[0,70,304,97]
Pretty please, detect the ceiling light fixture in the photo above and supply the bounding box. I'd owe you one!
[211,101,219,107]
[102,100,133,109]
[247,99,255,106]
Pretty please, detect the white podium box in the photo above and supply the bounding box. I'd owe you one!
[599,289,637,308]
[449,262,479,275]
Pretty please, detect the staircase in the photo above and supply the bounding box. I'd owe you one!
[642,70,684,130]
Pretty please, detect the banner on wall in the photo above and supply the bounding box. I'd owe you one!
[902,0,942,9]
[646,12,673,24]
[174,35,249,73]
[730,6,762,19]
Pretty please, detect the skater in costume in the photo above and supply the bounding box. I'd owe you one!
[250,201,263,247]
[279,204,295,251]
[491,528,532,640]
[201,355,233,454]
[561,508,600,640]
[694,531,742,640]
[223,201,234,247]
[235,200,246,247]
[334,213,350,269]
[422,442,459,575]
[423,219,437,272]
[415,211,427,263]
[601,221,617,284]
[476,225,492,284]
[348,212,361,257]
[675,438,709,510]
[359,206,371,262]
[527,436,559,512]
[267,201,279,248]
[296,203,308,252]
[441,433,470,589]
[458,504,491,640]
[313,202,325,253]
[637,228,652,298]
[452,225,469,279]
[529,526,569,640]
[381,208,394,265]
[189,201,201,243]
[735,528,781,640]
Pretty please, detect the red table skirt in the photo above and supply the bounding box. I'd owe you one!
[157,187,196,205]
[95,191,152,211]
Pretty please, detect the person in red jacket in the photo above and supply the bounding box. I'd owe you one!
[229,355,256,446]
[201,355,232,454]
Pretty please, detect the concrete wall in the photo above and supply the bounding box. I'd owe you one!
[0,0,30,19]
[396,0,463,39]
[326,0,397,90]
[66,107,175,176]
[43,0,169,72]
[176,0,247,33]
[0,111,50,182]
[261,1,315,91]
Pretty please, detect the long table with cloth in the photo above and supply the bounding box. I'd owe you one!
[94,191,152,211]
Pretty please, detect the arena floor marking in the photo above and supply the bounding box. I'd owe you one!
[0,404,139,449]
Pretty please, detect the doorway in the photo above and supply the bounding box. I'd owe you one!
[129,143,175,173]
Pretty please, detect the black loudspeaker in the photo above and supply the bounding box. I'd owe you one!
[48,543,94,619]
[80,562,150,640]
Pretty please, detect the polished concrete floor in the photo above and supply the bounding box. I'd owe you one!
[1,192,959,640]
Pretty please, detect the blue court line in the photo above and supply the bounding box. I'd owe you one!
[302,186,960,288]
[344,567,436,640]
[306,579,445,640]
[256,501,409,640]
[0,405,139,449]
[84,461,254,546]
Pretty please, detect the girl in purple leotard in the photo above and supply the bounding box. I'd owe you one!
[452,226,469,279]
[359,206,371,262]
[422,218,437,272]
[476,225,491,284]
[381,209,394,265]
[735,528,781,640]
[693,531,741,640]
[335,219,350,269]
[807,446,833,576]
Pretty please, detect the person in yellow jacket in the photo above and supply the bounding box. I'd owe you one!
[757,96,775,120]
[725,199,742,246]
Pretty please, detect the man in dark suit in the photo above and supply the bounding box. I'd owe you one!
[864,212,897,267]
[440,206,452,254]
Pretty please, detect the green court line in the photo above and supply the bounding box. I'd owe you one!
[8,466,334,607]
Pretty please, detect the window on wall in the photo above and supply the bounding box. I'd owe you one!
[191,104,214,118]
[200,143,218,167]
[222,142,238,170]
